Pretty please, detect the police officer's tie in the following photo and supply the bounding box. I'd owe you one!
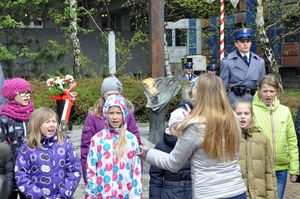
[243,55,248,65]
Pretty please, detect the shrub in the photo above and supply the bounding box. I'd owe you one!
[30,78,300,124]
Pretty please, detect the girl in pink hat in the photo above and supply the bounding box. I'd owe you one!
[0,78,34,199]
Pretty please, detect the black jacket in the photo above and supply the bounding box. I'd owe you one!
[149,133,192,199]
[0,115,28,160]
[0,137,14,198]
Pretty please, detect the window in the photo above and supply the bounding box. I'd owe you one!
[23,14,44,28]
[165,29,172,46]
[284,16,300,43]
[175,29,187,46]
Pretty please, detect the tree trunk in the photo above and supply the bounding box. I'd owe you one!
[69,0,83,79]
[255,0,279,73]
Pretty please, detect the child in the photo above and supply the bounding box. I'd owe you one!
[81,76,141,181]
[0,134,14,199]
[233,99,277,198]
[253,74,298,199]
[149,108,192,199]
[0,77,34,199]
[15,107,81,199]
[85,94,142,198]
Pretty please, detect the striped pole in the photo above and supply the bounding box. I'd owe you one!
[220,0,225,60]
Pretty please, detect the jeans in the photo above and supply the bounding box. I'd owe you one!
[225,192,247,199]
[276,170,288,199]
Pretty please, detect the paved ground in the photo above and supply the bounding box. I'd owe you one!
[69,124,300,199]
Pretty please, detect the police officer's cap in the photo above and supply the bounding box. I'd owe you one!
[184,62,193,69]
[234,28,253,41]
[207,64,218,71]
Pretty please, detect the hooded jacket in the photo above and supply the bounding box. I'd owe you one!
[80,109,141,180]
[85,95,142,199]
[238,127,277,199]
[252,93,299,174]
[15,134,81,199]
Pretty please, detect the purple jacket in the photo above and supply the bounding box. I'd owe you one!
[80,111,141,180]
[15,135,81,199]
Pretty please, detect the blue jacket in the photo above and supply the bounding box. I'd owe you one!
[220,51,265,105]
[149,133,192,199]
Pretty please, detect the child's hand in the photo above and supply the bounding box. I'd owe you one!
[137,145,149,160]
[290,174,298,183]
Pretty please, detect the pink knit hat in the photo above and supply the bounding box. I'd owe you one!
[2,78,32,100]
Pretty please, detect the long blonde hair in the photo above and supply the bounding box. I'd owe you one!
[26,107,65,149]
[177,74,240,161]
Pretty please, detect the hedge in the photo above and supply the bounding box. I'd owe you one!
[30,77,300,124]
[30,76,181,124]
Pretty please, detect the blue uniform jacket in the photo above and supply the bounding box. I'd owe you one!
[220,51,266,105]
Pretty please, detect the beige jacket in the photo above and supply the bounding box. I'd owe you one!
[238,127,277,199]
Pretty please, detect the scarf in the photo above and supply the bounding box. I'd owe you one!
[41,133,58,149]
[0,101,34,121]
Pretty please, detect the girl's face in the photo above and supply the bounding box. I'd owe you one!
[14,91,32,106]
[107,106,123,128]
[259,84,277,106]
[40,116,58,138]
[235,103,252,129]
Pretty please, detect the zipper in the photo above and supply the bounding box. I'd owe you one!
[23,121,27,136]
[270,106,276,161]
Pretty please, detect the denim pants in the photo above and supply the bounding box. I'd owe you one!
[276,170,288,199]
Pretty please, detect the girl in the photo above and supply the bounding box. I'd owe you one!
[0,78,34,199]
[81,76,141,181]
[252,74,299,199]
[233,99,277,198]
[139,74,247,199]
[15,107,81,199]
[85,94,142,198]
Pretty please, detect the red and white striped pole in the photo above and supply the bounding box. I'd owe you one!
[220,0,225,60]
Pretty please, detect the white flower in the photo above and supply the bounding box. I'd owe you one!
[65,75,74,82]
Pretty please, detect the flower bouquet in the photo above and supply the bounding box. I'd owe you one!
[46,75,75,96]
[46,75,78,126]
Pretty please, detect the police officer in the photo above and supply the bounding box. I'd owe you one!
[207,64,218,75]
[179,61,198,83]
[220,28,266,105]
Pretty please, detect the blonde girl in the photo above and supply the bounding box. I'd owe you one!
[85,94,142,198]
[233,99,277,198]
[139,73,246,199]
[15,107,81,199]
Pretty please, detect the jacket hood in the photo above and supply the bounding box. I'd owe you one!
[103,94,128,131]
[241,127,261,138]
[252,92,280,111]
[163,133,177,148]
[0,142,12,159]
[41,133,58,149]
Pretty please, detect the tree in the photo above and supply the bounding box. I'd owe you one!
[68,0,83,79]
